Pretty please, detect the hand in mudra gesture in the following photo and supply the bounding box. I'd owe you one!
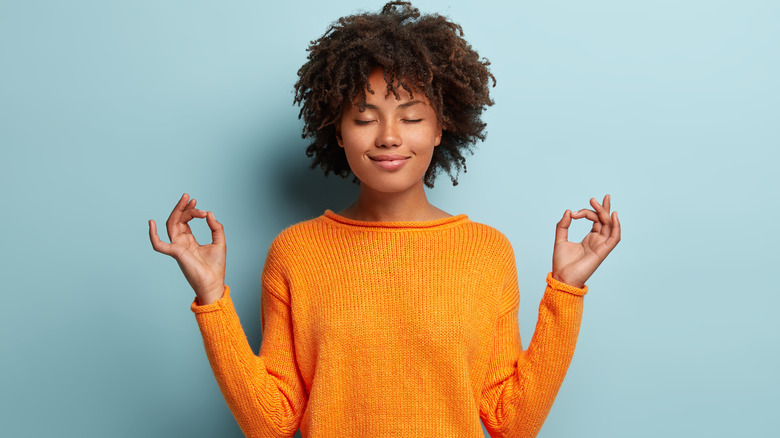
[149,194,226,305]
[552,195,621,288]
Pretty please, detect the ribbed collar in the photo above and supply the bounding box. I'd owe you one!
[322,210,470,230]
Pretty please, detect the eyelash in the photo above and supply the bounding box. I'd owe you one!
[353,119,422,125]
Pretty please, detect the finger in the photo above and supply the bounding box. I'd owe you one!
[183,198,199,216]
[602,195,615,238]
[573,208,602,235]
[179,196,208,222]
[572,209,599,222]
[554,209,572,244]
[590,219,602,234]
[606,211,621,248]
[590,197,614,239]
[167,197,208,240]
[166,193,190,238]
[149,219,174,256]
[179,208,208,224]
[590,197,612,227]
[206,211,226,247]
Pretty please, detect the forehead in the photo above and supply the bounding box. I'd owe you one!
[350,69,431,107]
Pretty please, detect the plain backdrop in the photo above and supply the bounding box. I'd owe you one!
[1,0,778,436]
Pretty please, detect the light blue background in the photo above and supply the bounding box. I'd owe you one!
[2,0,778,436]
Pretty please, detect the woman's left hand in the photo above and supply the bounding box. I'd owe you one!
[552,194,621,288]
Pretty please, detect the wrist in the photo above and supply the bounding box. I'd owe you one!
[197,284,226,305]
[551,272,584,289]
[547,272,588,296]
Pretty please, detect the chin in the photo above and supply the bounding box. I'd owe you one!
[358,176,425,195]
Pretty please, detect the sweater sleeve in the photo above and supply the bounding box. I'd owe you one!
[479,266,586,438]
[191,248,307,437]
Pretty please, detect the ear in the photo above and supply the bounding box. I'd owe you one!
[335,119,344,148]
[434,125,443,147]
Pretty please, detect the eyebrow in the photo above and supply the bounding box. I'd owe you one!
[362,100,425,110]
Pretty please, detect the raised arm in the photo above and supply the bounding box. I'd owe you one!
[481,195,620,437]
[191,282,307,438]
[149,194,306,437]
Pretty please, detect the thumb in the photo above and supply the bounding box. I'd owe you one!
[554,209,572,245]
[206,211,226,247]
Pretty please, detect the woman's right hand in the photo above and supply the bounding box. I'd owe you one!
[149,193,227,305]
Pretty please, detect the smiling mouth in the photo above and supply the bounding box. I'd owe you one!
[369,154,410,171]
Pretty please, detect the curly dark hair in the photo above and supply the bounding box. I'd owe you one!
[293,1,495,187]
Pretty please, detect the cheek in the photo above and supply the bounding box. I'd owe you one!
[339,133,362,156]
[337,124,365,150]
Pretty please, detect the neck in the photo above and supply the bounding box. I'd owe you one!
[339,184,450,222]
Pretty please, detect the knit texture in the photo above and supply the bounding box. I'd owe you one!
[192,210,587,437]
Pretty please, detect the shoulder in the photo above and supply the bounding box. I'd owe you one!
[459,219,515,255]
[449,219,518,283]
[262,215,330,281]
[273,215,325,242]
[266,215,329,257]
[436,218,518,272]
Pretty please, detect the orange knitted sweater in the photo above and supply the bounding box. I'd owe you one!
[191,210,587,438]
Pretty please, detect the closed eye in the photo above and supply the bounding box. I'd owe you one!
[403,119,422,123]
[354,120,374,125]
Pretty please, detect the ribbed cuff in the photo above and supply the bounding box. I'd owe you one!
[546,273,588,296]
[190,285,231,313]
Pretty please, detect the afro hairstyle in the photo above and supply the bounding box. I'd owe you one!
[293,1,495,187]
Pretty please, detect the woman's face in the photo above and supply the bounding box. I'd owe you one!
[337,69,442,196]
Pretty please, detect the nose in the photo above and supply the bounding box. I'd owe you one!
[375,120,401,148]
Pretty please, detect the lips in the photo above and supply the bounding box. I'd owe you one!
[369,154,410,171]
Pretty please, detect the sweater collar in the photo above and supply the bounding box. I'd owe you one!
[322,210,470,230]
